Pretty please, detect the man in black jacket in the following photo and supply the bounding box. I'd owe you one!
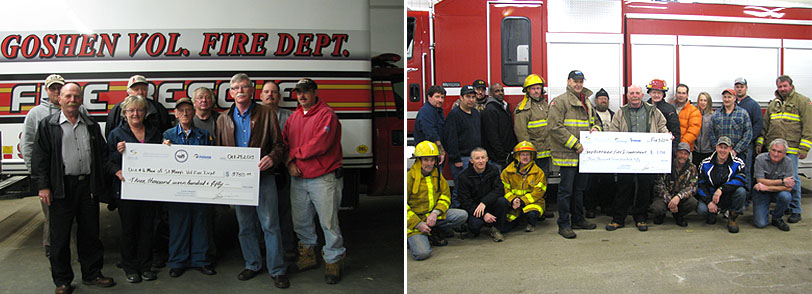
[647,79,681,152]
[481,83,516,169]
[32,83,115,294]
[456,148,505,242]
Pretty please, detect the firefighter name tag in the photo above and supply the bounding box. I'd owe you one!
[121,143,261,206]
[578,131,671,174]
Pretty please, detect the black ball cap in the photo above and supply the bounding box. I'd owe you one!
[460,85,476,96]
[473,79,487,89]
[568,70,585,80]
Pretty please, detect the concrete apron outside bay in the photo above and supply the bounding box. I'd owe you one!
[407,179,812,294]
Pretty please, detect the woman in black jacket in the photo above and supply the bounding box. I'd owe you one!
[106,95,163,283]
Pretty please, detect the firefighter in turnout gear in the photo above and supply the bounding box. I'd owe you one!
[406,141,467,260]
[496,141,547,235]
[513,74,555,219]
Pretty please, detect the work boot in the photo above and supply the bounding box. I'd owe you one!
[524,224,535,232]
[788,213,802,223]
[572,220,597,230]
[324,254,344,285]
[295,244,318,272]
[428,233,448,247]
[543,210,554,219]
[635,221,648,232]
[727,211,739,233]
[674,214,687,227]
[605,221,624,231]
[489,227,504,242]
[653,214,665,225]
[771,218,790,231]
[706,213,717,225]
[558,227,576,239]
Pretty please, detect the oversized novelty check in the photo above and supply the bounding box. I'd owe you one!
[121,143,260,206]
[578,131,671,174]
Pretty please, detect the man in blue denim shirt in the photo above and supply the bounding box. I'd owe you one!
[414,85,447,164]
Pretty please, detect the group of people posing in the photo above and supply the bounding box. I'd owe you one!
[409,70,809,260]
[23,73,346,293]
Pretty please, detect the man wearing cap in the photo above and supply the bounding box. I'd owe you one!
[22,74,89,258]
[414,85,447,165]
[756,75,811,224]
[752,139,794,231]
[260,80,296,259]
[696,136,747,233]
[481,82,516,169]
[283,78,346,284]
[161,97,216,277]
[605,85,669,232]
[646,79,681,152]
[513,74,554,219]
[673,84,702,150]
[216,73,289,288]
[444,85,482,208]
[32,83,116,293]
[710,89,752,160]
[453,79,488,112]
[584,88,616,218]
[547,70,599,239]
[105,75,172,136]
[407,141,467,260]
[650,142,699,227]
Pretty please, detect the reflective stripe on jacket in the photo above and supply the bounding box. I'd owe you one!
[500,160,546,221]
[548,86,598,167]
[406,161,451,237]
[513,94,551,159]
[758,89,812,155]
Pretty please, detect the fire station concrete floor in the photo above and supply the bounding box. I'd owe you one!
[0,194,403,294]
[407,179,812,294]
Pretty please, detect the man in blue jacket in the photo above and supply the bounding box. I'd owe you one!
[696,136,747,233]
[414,85,447,165]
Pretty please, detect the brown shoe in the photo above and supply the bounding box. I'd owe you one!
[82,275,115,288]
[55,284,73,294]
[727,211,739,233]
[271,274,290,289]
[295,243,318,272]
[324,255,345,285]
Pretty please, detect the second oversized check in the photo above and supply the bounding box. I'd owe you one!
[121,143,260,206]
[578,131,671,174]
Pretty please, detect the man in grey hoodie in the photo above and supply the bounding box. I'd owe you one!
[21,74,89,258]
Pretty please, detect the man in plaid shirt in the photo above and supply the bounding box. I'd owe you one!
[711,89,752,158]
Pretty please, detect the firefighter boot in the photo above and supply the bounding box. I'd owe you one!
[295,244,318,272]
[727,211,739,233]
[324,254,345,284]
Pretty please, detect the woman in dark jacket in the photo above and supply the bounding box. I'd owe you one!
[107,95,163,283]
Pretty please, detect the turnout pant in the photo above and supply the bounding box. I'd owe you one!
[493,197,540,233]
[49,175,104,286]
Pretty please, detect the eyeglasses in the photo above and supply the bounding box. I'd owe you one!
[231,85,254,91]
[125,109,145,114]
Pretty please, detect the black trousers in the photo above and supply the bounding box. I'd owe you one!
[612,174,654,223]
[585,173,616,212]
[118,199,157,274]
[49,175,104,286]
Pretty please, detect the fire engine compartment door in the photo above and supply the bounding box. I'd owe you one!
[488,2,543,91]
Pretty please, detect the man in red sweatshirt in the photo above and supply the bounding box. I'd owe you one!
[283,78,346,285]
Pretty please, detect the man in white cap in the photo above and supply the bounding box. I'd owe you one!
[105,75,172,136]
[21,74,89,258]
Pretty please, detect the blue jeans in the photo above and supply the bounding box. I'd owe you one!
[752,190,791,228]
[449,156,471,208]
[786,153,802,214]
[557,166,587,228]
[696,186,747,215]
[234,174,286,276]
[167,203,211,268]
[407,208,466,261]
[290,172,346,264]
